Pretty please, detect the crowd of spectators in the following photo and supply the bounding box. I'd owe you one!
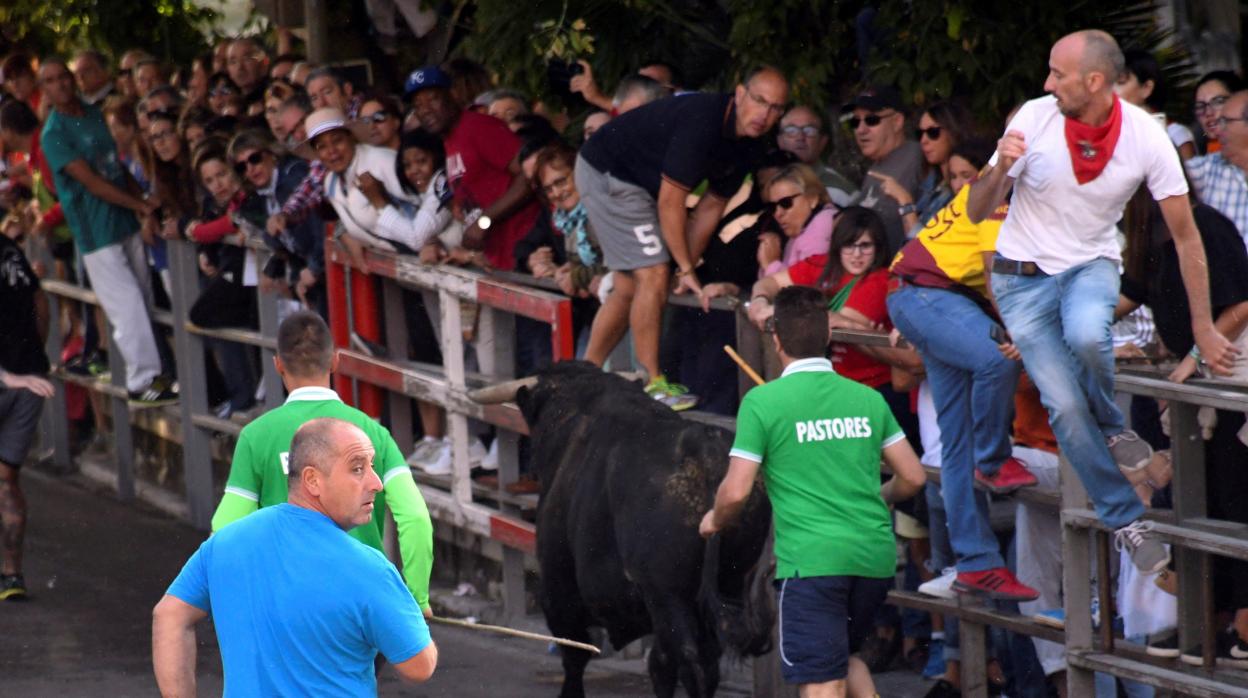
[1,26,1248,698]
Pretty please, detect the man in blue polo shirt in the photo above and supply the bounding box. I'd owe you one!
[152,418,437,695]
[576,66,789,410]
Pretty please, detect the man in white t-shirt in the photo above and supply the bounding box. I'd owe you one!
[967,29,1237,576]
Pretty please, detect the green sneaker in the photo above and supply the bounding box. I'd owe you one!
[0,573,27,601]
[644,376,699,411]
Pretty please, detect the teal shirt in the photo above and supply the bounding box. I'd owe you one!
[41,102,137,254]
[731,358,904,579]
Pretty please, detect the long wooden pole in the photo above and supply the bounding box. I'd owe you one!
[723,345,765,386]
[428,616,602,655]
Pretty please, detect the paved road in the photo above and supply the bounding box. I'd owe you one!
[1,468,927,697]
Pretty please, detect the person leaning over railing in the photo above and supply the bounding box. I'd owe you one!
[1115,183,1248,665]
[178,143,261,419]
[226,128,326,316]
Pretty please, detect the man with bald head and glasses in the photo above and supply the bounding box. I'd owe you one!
[576,65,790,410]
[844,86,924,258]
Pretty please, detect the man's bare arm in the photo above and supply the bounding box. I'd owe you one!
[392,641,439,683]
[63,160,151,215]
[967,129,1026,223]
[686,192,728,264]
[152,595,208,698]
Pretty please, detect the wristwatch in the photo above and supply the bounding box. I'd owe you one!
[477,214,492,230]
[897,203,916,217]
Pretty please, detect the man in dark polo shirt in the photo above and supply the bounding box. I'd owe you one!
[576,66,789,409]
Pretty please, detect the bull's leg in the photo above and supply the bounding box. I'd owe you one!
[645,596,716,697]
[540,576,595,698]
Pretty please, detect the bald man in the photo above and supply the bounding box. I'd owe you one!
[155,418,438,695]
[967,30,1236,583]
[576,66,790,410]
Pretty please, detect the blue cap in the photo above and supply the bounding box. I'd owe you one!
[404,66,452,98]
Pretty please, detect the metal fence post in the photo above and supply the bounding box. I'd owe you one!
[103,314,135,501]
[40,288,73,471]
[255,248,284,411]
[168,240,215,529]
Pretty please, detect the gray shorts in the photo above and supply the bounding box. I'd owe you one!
[0,386,45,468]
[575,155,669,271]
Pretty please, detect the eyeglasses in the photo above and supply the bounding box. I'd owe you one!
[841,241,876,255]
[149,129,177,143]
[1215,115,1248,129]
[746,89,787,117]
[359,112,392,124]
[210,85,237,98]
[233,151,267,175]
[771,194,800,211]
[848,111,895,129]
[916,126,943,140]
[541,175,570,195]
[780,124,821,139]
[1194,95,1229,115]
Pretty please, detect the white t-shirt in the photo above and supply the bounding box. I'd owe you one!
[1167,121,1194,149]
[991,95,1188,274]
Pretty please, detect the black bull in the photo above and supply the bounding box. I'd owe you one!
[512,362,774,698]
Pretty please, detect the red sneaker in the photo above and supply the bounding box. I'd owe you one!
[952,567,1040,601]
[974,457,1037,494]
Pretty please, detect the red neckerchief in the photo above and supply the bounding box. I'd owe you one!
[1064,95,1123,184]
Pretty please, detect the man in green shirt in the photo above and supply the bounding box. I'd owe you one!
[212,311,435,614]
[700,286,925,698]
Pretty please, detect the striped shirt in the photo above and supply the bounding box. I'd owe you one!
[1186,153,1248,250]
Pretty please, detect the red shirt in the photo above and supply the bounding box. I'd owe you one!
[443,111,540,271]
[788,258,891,387]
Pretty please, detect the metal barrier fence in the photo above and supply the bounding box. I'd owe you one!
[33,229,1248,696]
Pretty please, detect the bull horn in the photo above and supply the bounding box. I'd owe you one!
[468,376,539,404]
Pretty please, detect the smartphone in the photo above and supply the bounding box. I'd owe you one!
[989,324,1009,344]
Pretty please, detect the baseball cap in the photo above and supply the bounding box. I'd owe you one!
[841,85,907,114]
[404,66,452,98]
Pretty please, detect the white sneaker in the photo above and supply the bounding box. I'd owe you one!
[421,438,453,476]
[468,438,489,467]
[406,435,442,469]
[479,439,499,471]
[919,567,958,599]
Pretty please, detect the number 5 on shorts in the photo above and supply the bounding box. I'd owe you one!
[633,224,663,256]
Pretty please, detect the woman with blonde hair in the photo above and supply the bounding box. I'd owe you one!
[758,162,836,277]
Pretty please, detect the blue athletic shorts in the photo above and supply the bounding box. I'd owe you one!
[775,574,893,684]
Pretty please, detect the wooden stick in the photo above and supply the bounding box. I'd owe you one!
[428,615,602,654]
[723,345,765,386]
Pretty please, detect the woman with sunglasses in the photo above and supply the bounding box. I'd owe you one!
[226,129,325,312]
[873,101,974,237]
[1193,71,1244,155]
[356,92,404,151]
[759,163,835,277]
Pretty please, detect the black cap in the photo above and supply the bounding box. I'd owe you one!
[841,85,907,114]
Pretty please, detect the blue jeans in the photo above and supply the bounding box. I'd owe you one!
[1094,633,1154,697]
[992,257,1143,529]
[889,285,1019,571]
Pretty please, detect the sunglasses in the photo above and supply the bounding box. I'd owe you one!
[359,112,392,124]
[770,194,800,210]
[233,151,267,175]
[916,126,943,140]
[848,112,894,129]
[780,124,821,138]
